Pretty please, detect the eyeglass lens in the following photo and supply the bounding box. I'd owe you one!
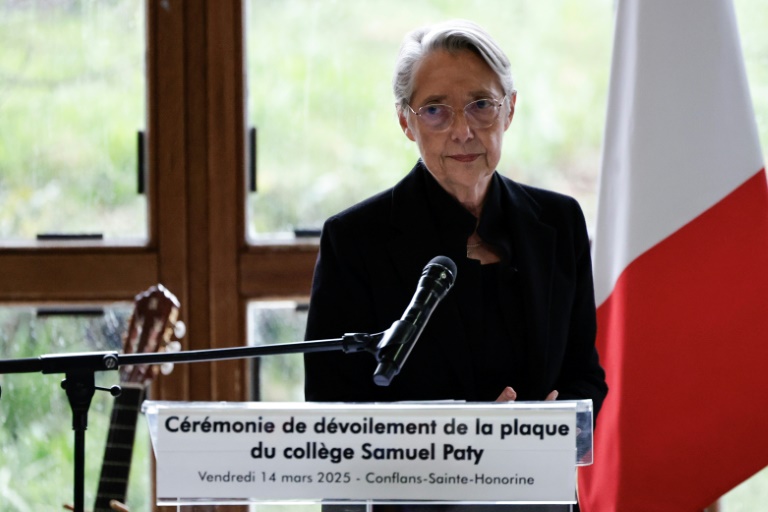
[415,98,502,130]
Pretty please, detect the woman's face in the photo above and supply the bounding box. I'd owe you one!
[399,49,514,198]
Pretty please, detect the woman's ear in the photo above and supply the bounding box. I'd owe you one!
[398,108,416,141]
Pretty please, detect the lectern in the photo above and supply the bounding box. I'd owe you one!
[142,399,593,509]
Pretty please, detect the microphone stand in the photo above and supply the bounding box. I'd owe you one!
[0,331,385,512]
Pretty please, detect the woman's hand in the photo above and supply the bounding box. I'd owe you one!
[495,386,517,402]
[494,387,559,402]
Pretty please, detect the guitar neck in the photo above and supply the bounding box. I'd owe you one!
[93,384,145,512]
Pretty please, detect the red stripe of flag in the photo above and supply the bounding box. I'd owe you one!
[580,170,768,510]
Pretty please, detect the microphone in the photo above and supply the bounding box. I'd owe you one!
[372,255,457,386]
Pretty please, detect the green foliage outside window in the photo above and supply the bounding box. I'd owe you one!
[0,307,151,511]
[246,0,614,237]
[0,0,145,241]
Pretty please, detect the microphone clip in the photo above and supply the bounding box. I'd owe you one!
[340,322,416,387]
[340,331,385,355]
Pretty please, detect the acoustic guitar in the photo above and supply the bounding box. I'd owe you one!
[92,284,184,512]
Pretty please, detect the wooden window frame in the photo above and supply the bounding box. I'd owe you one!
[0,2,316,509]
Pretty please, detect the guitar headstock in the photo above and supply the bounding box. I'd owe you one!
[120,284,185,385]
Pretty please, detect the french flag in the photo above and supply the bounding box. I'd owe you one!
[578,0,768,510]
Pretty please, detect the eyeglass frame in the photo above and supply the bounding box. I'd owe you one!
[403,92,515,132]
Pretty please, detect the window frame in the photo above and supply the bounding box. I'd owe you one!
[0,2,315,509]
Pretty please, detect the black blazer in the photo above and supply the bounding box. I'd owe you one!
[304,162,607,418]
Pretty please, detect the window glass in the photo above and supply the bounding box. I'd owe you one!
[245,301,332,511]
[245,0,768,237]
[0,1,147,243]
[245,0,613,239]
[248,301,308,402]
[0,305,151,511]
[738,0,768,162]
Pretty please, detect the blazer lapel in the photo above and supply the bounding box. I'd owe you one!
[501,179,557,397]
[385,165,475,396]
[385,167,443,286]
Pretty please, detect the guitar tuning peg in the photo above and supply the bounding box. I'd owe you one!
[160,362,175,376]
[173,320,187,339]
[160,340,182,375]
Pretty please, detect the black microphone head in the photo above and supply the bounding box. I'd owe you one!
[426,255,457,286]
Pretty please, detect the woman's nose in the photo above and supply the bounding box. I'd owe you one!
[449,110,474,142]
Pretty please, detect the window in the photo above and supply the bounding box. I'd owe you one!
[0,0,147,243]
[0,305,151,510]
[248,301,308,402]
[245,0,614,239]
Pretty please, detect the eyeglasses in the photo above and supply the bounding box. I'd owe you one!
[406,97,506,131]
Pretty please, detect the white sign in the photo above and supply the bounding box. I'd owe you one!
[147,401,578,505]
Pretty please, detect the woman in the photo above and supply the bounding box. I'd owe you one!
[303,18,606,512]
[304,19,606,411]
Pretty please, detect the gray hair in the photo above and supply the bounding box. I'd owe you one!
[393,19,514,111]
